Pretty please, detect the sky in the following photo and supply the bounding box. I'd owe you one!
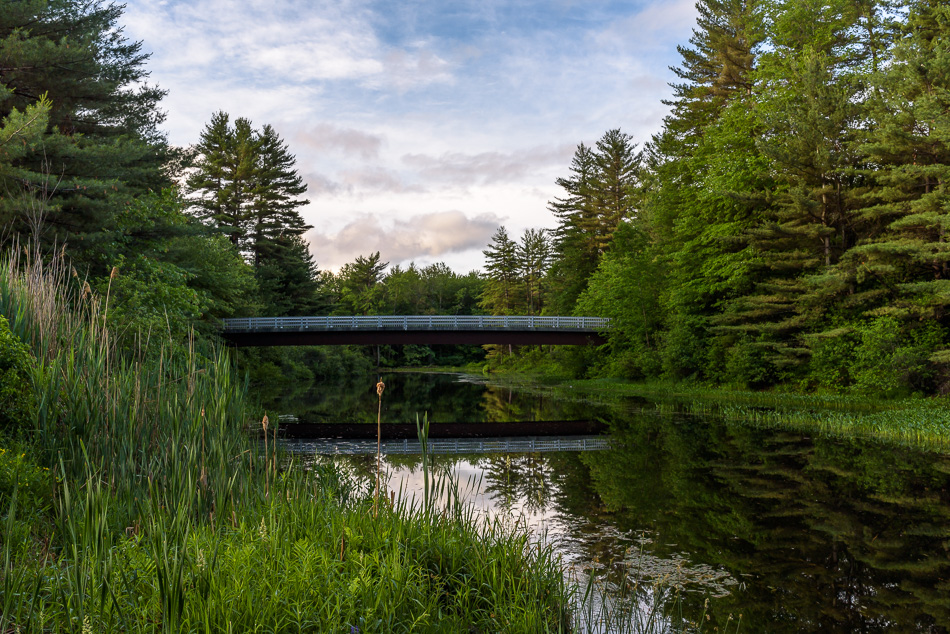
[122,0,698,273]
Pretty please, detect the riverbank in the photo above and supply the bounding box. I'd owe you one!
[466,370,950,452]
[0,256,579,632]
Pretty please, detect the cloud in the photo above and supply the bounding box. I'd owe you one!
[307,210,501,270]
[302,167,425,197]
[371,48,454,92]
[124,0,701,271]
[125,0,456,95]
[293,124,384,160]
[401,144,575,187]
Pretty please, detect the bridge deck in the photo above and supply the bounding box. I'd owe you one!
[221,315,610,346]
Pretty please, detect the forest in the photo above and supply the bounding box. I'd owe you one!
[480,0,950,398]
[2,0,949,403]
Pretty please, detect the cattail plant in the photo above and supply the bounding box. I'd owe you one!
[374,378,385,515]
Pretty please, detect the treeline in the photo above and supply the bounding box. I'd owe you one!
[482,0,950,397]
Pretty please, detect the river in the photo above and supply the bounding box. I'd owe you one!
[271,371,950,632]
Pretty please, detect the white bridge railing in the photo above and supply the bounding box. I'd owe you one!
[221,315,611,332]
[278,436,612,455]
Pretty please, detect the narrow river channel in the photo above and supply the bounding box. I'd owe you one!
[271,372,950,632]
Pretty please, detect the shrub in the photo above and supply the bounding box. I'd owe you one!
[0,315,36,432]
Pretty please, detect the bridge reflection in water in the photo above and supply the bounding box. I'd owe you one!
[278,435,611,455]
[221,315,610,346]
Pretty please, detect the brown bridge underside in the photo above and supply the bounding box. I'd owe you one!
[222,329,606,347]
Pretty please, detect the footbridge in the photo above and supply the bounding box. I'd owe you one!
[220,315,610,346]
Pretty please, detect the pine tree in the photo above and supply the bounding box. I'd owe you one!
[837,0,950,319]
[547,130,642,312]
[0,0,171,268]
[713,0,897,382]
[480,226,521,315]
[185,113,318,316]
[187,113,309,256]
[643,0,765,379]
[249,124,310,266]
[256,234,328,316]
[548,143,599,312]
[336,252,388,315]
[516,228,551,315]
[591,129,641,249]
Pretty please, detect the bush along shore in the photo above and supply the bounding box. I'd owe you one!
[468,368,950,453]
[0,252,590,633]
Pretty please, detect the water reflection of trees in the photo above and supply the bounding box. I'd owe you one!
[480,454,556,515]
[276,372,603,426]
[574,414,950,632]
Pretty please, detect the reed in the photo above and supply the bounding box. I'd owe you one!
[0,251,565,632]
[0,249,727,632]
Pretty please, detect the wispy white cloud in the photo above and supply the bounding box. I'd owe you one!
[124,0,699,271]
[293,124,384,160]
[302,166,426,198]
[307,210,501,270]
[401,144,575,187]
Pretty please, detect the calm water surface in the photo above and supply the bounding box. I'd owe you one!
[278,372,950,632]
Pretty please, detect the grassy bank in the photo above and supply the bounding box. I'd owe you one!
[473,370,950,452]
[0,253,580,632]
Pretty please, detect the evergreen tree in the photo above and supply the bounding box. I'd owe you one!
[480,226,521,315]
[0,0,171,269]
[256,234,328,316]
[186,112,257,248]
[591,129,641,250]
[336,252,388,315]
[837,0,950,321]
[186,113,319,316]
[548,130,642,312]
[644,0,765,379]
[186,113,311,260]
[548,143,599,312]
[516,228,551,315]
[249,124,310,266]
[714,0,897,382]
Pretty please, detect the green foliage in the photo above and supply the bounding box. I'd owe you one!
[851,317,944,397]
[0,316,35,431]
[805,328,858,391]
[0,253,585,634]
[0,94,50,169]
[0,0,172,268]
[505,0,950,398]
[577,222,663,378]
[0,444,52,523]
[480,226,521,315]
[87,189,257,350]
[548,130,643,312]
[186,113,309,256]
[334,251,389,315]
[722,335,777,389]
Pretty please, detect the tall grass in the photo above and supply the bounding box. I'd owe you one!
[0,249,729,632]
[0,250,582,632]
[0,247,254,529]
